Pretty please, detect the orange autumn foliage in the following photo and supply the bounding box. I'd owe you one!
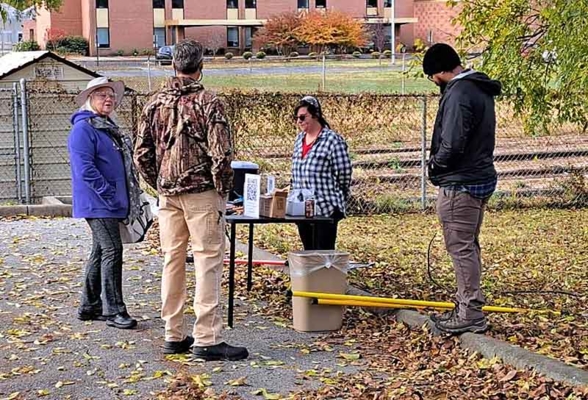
[295,10,369,52]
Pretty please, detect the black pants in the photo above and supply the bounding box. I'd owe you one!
[80,218,127,316]
[297,209,344,250]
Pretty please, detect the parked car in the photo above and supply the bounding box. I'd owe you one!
[156,45,174,64]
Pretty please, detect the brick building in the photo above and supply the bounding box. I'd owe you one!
[25,0,461,56]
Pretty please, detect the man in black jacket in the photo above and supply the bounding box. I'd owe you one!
[423,43,502,334]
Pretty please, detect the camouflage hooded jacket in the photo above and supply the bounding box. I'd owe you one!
[134,77,234,197]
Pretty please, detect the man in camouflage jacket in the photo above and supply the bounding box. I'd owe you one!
[134,39,248,361]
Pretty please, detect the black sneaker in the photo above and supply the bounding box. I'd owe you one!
[192,342,249,361]
[106,312,137,330]
[164,336,194,354]
[430,308,457,323]
[435,314,488,334]
[77,309,106,321]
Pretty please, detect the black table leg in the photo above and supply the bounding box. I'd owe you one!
[228,221,236,328]
[247,223,254,291]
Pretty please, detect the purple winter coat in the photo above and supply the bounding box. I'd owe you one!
[68,110,129,219]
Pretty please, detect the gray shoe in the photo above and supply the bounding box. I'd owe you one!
[430,307,457,323]
[435,314,488,334]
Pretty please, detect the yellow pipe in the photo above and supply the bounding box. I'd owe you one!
[294,291,560,316]
[315,299,449,311]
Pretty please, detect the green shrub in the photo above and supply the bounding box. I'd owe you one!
[14,40,40,51]
[371,51,381,59]
[116,50,124,56]
[242,51,253,60]
[225,52,234,60]
[289,51,299,58]
[383,50,392,57]
[256,51,266,59]
[46,35,88,55]
[352,51,361,58]
[141,48,154,56]
[132,48,139,56]
[55,46,69,55]
[308,52,317,57]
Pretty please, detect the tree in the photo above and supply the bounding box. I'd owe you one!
[253,11,303,56]
[295,10,369,54]
[449,0,588,133]
[203,35,225,58]
[369,22,387,53]
[1,0,62,23]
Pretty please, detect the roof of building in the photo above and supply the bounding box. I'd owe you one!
[0,51,101,80]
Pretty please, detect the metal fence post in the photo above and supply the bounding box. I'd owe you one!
[421,96,427,210]
[12,83,22,203]
[19,78,31,204]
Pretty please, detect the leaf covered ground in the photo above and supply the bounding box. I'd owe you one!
[241,208,588,372]
[0,211,587,399]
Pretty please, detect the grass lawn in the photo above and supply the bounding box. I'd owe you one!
[114,66,435,94]
[238,208,588,371]
[203,70,433,94]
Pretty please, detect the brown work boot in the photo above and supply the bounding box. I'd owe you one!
[435,314,488,334]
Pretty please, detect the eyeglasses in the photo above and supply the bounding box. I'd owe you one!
[294,114,308,122]
[92,92,117,100]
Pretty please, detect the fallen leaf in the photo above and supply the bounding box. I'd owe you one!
[227,376,248,386]
[500,370,517,382]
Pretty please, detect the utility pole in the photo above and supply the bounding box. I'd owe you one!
[95,30,100,67]
[390,0,395,66]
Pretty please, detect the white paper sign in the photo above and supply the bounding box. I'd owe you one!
[266,175,275,195]
[243,173,261,218]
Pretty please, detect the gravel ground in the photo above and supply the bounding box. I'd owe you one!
[0,217,358,399]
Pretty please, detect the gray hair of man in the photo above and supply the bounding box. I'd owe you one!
[172,39,204,75]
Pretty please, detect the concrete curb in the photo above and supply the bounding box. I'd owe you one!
[347,286,588,388]
[0,196,72,217]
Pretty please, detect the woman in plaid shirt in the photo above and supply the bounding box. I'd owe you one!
[291,96,352,250]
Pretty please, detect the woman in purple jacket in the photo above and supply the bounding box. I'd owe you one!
[68,77,138,329]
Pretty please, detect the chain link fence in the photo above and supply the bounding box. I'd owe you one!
[0,87,18,203]
[4,86,588,212]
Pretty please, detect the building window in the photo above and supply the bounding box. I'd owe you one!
[227,0,238,8]
[367,0,377,7]
[298,0,309,8]
[96,28,110,48]
[316,0,326,8]
[172,0,184,7]
[153,0,165,8]
[384,0,392,6]
[244,27,256,48]
[96,0,108,9]
[29,29,34,40]
[245,0,256,8]
[154,28,166,48]
[227,27,239,47]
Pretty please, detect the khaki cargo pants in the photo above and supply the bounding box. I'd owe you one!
[159,190,226,345]
[436,187,488,320]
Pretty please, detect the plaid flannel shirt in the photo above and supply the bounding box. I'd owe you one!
[291,128,352,217]
[443,177,497,199]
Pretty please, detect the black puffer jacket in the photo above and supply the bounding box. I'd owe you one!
[428,70,502,186]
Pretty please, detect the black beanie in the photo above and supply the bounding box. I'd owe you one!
[422,43,461,76]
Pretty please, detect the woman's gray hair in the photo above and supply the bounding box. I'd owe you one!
[80,96,118,121]
[173,39,204,74]
[81,98,97,113]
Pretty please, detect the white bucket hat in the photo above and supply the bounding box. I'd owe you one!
[75,76,125,107]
